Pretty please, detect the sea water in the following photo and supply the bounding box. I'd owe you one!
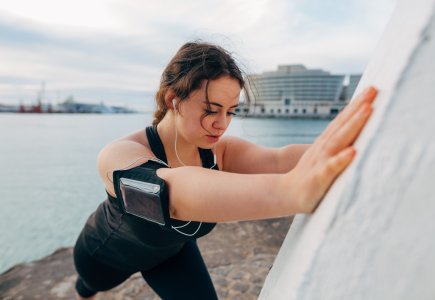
[0,113,328,273]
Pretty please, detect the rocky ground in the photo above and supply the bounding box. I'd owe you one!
[0,218,292,299]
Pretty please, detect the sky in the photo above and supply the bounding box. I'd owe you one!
[0,0,397,111]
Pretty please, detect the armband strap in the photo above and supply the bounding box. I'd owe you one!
[113,161,170,228]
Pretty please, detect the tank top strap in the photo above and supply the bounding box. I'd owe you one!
[145,126,168,164]
[199,148,219,170]
[145,125,218,170]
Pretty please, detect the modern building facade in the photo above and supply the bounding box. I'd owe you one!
[239,65,360,118]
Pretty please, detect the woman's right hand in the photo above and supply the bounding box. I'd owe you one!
[289,86,378,213]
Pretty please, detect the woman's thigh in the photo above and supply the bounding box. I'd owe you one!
[141,240,218,300]
[73,236,134,295]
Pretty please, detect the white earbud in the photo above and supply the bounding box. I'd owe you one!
[172,99,177,112]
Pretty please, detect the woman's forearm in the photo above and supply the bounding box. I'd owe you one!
[275,144,312,173]
[157,167,302,222]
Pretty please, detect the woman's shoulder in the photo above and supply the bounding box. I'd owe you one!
[97,129,156,196]
[99,129,154,162]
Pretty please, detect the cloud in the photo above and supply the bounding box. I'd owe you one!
[0,17,165,105]
[0,0,397,106]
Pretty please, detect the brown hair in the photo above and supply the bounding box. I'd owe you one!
[152,41,249,125]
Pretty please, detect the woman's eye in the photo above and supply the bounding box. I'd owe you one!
[204,109,237,116]
[204,109,218,115]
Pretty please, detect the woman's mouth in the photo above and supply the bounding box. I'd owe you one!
[206,135,221,143]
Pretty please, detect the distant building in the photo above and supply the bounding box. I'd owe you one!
[0,97,136,114]
[0,104,19,112]
[240,65,361,118]
[56,98,112,113]
[54,98,136,114]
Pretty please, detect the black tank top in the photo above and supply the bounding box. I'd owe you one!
[144,125,218,235]
[79,126,218,272]
[145,125,218,171]
[104,126,217,242]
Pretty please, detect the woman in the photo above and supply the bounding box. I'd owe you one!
[73,41,377,299]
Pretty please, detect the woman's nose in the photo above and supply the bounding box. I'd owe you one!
[213,113,228,130]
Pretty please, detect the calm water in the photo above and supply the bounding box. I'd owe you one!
[0,113,329,273]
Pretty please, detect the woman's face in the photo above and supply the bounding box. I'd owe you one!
[176,75,241,149]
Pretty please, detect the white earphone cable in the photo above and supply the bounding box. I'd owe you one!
[172,100,217,236]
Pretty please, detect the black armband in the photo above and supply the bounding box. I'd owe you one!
[113,161,170,227]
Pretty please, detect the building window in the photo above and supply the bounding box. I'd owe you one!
[270,109,274,113]
[243,108,249,113]
[285,109,289,113]
[314,107,317,114]
[261,108,265,113]
[294,109,298,114]
[285,98,291,105]
[277,109,281,113]
[330,108,339,115]
[302,108,306,114]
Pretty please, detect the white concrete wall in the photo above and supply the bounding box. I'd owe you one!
[259,0,435,299]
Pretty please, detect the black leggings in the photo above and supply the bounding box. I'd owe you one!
[74,240,218,299]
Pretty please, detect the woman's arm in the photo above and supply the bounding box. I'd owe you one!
[219,136,311,174]
[158,166,301,222]
[276,144,312,172]
[97,140,307,221]
[158,87,378,222]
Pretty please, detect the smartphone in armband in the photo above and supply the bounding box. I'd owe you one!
[113,161,170,227]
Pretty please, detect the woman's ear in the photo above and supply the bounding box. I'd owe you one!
[164,89,176,110]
